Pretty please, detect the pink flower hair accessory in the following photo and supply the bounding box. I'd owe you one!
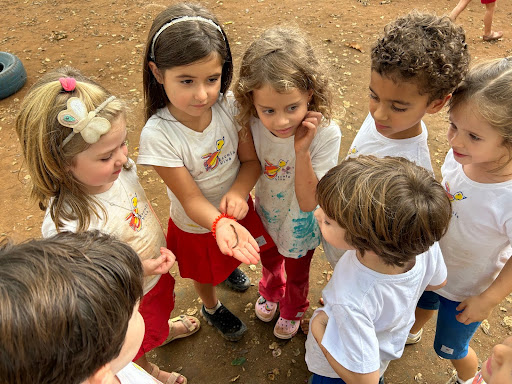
[59,77,76,92]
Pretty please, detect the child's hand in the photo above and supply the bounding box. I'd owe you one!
[219,191,249,220]
[456,294,494,324]
[294,111,322,155]
[215,218,260,265]
[142,247,176,276]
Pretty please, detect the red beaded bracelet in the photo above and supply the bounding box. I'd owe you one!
[211,213,236,239]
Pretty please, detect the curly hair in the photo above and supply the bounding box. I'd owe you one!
[234,26,333,131]
[372,11,470,102]
[449,57,512,171]
[316,156,452,267]
[0,230,143,384]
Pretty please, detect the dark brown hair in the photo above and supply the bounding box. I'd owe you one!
[371,11,469,102]
[0,230,143,384]
[142,2,233,121]
[317,156,452,267]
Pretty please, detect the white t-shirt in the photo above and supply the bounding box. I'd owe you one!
[41,161,165,294]
[323,112,434,267]
[437,149,512,302]
[116,363,161,383]
[137,93,241,234]
[305,244,447,378]
[251,118,342,258]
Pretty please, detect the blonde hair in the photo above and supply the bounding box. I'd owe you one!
[317,156,451,267]
[449,57,512,170]
[15,67,127,232]
[234,26,332,132]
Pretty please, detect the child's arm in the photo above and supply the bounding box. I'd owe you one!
[153,165,260,265]
[456,256,512,325]
[425,279,447,291]
[311,311,381,384]
[294,111,323,212]
[142,247,176,276]
[219,129,261,220]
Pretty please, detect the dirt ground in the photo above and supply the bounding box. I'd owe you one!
[1,0,512,383]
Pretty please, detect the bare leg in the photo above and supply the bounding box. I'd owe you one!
[449,0,472,21]
[410,307,436,334]
[482,1,503,39]
[450,346,478,381]
[194,281,217,308]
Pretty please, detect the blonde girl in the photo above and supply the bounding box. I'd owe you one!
[408,57,512,384]
[234,26,342,339]
[15,67,197,384]
[138,2,263,342]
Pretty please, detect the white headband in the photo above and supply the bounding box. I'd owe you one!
[149,16,225,61]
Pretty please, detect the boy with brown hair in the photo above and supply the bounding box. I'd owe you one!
[0,230,169,384]
[305,156,452,384]
[324,10,470,267]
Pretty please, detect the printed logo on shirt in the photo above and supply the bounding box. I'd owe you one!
[263,159,292,180]
[202,137,225,171]
[125,195,148,232]
[347,146,357,156]
[445,181,467,202]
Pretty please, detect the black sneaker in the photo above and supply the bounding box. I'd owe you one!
[224,268,251,292]
[201,304,247,341]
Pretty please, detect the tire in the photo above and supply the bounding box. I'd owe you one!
[0,52,27,100]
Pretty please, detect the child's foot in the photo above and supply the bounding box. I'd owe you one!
[223,267,251,292]
[201,303,247,341]
[405,328,423,345]
[300,318,310,334]
[255,295,278,322]
[273,316,300,339]
[483,31,503,41]
[161,315,200,346]
[149,362,187,384]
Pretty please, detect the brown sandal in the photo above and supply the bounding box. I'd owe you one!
[149,362,188,384]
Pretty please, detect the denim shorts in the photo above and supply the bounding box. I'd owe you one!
[309,374,385,384]
[417,291,481,360]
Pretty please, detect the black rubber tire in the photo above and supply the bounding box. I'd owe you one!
[0,52,27,100]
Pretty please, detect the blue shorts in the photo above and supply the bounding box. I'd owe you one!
[417,291,481,360]
[310,374,385,384]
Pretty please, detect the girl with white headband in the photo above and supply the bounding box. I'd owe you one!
[138,2,266,347]
[15,66,198,384]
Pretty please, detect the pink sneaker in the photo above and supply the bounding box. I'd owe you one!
[273,316,300,339]
[255,296,278,322]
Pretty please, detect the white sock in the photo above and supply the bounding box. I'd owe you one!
[408,330,421,338]
[205,300,221,314]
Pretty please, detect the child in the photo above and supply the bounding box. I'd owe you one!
[138,2,262,342]
[450,0,503,41]
[324,11,470,268]
[234,26,342,339]
[305,156,451,384]
[466,336,512,384]
[0,230,163,384]
[408,57,512,384]
[15,67,195,384]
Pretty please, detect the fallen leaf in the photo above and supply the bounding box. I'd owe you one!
[231,357,246,366]
[345,42,364,53]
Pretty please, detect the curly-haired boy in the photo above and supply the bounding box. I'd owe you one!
[323,11,470,268]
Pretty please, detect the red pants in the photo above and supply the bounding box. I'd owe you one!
[134,272,175,361]
[258,246,314,321]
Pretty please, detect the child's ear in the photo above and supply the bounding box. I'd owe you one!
[84,363,116,384]
[426,94,451,114]
[148,62,164,85]
[307,89,314,103]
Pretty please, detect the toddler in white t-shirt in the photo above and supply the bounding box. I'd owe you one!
[305,156,451,384]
